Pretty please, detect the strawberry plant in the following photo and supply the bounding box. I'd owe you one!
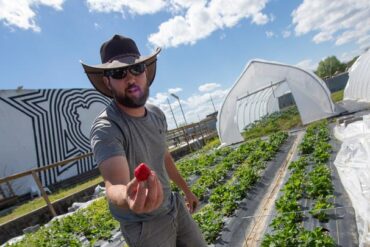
[309,195,333,223]
[262,223,302,247]
[306,164,333,199]
[312,141,331,163]
[288,156,308,171]
[281,171,305,199]
[193,204,223,243]
[298,227,335,246]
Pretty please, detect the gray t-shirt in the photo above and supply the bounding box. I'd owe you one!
[90,101,172,223]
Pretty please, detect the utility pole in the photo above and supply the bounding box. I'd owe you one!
[170,93,192,152]
[170,93,188,125]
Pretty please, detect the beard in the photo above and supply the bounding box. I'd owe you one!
[111,83,149,108]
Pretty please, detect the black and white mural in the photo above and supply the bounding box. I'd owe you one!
[0,89,110,196]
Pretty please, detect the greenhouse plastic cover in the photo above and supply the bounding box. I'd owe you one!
[344,49,370,103]
[334,114,370,247]
[218,60,336,145]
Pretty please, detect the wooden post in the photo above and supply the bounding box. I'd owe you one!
[6,181,15,196]
[0,186,5,198]
[182,126,192,152]
[31,171,57,217]
[198,122,206,145]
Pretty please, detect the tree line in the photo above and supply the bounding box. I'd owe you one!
[315,55,359,79]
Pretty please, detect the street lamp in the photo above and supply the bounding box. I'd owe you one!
[170,93,188,126]
[167,98,178,129]
[209,94,217,112]
[170,93,192,151]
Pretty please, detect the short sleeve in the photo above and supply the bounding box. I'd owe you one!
[161,109,168,132]
[90,117,125,166]
[147,104,168,132]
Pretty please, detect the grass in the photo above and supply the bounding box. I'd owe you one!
[242,106,302,140]
[0,176,103,225]
[202,137,220,151]
[331,89,344,102]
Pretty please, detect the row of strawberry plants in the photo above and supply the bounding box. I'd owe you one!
[190,139,260,201]
[7,198,118,247]
[193,132,288,243]
[176,146,232,179]
[262,121,336,246]
[171,146,233,192]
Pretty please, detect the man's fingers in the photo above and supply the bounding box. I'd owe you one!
[185,195,198,214]
[127,172,164,214]
[131,181,146,213]
[186,200,194,213]
[153,173,164,209]
[144,173,158,211]
[191,201,198,213]
[126,178,138,195]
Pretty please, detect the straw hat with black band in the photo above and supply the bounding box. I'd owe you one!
[81,34,161,98]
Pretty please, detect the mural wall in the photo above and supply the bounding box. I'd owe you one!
[0,89,110,196]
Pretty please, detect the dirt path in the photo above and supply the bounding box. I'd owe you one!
[242,131,304,247]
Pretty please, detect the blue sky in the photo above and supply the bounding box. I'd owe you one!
[0,0,369,129]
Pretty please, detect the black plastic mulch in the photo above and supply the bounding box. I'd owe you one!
[213,135,296,247]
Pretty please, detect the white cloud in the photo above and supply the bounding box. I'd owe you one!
[85,0,271,48]
[148,92,168,105]
[292,0,370,49]
[252,11,269,25]
[148,87,183,106]
[0,0,64,32]
[149,0,270,48]
[86,0,166,15]
[152,86,229,129]
[312,32,333,44]
[295,59,318,72]
[265,31,275,38]
[198,83,220,92]
[183,88,228,121]
[168,0,201,13]
[168,87,183,94]
[340,48,365,63]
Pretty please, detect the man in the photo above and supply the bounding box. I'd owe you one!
[81,34,207,247]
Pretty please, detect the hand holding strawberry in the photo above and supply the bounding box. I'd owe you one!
[126,163,164,214]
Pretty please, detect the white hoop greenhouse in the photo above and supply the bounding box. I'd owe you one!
[217,60,337,145]
[344,49,370,103]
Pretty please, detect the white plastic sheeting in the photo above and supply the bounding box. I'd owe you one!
[344,49,370,102]
[218,60,336,145]
[334,114,370,247]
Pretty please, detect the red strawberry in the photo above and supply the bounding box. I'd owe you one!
[134,163,151,181]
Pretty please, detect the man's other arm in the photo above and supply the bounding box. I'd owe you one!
[164,150,199,213]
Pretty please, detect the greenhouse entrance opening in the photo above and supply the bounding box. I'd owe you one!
[235,78,292,131]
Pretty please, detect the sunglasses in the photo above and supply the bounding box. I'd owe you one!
[104,63,146,80]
